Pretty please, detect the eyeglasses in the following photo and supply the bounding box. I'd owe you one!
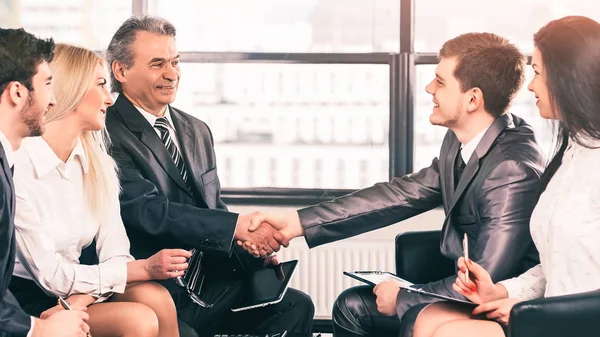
[175,249,230,308]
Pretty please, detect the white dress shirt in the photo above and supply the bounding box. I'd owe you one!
[135,104,182,150]
[12,137,133,301]
[500,137,600,300]
[460,125,491,163]
[0,130,15,168]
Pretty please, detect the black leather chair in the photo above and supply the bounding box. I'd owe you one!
[396,230,600,337]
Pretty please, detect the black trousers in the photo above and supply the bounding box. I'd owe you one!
[172,278,314,337]
[332,285,428,337]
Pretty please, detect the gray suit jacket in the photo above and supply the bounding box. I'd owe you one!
[297,113,544,319]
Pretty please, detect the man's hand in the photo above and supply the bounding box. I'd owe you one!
[373,281,400,316]
[264,255,285,281]
[453,257,508,304]
[472,298,521,325]
[33,310,90,337]
[235,213,290,257]
[236,211,302,256]
[248,211,304,240]
[145,249,192,280]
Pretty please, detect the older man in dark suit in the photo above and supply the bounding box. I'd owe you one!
[249,32,545,337]
[104,16,314,337]
[0,28,89,337]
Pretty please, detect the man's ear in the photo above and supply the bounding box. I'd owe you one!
[112,60,127,83]
[466,87,484,113]
[6,82,27,106]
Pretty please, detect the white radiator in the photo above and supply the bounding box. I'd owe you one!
[275,239,396,318]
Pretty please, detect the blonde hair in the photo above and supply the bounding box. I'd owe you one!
[46,43,120,220]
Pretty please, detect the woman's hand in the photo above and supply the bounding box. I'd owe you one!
[145,248,192,280]
[472,298,521,325]
[453,257,508,304]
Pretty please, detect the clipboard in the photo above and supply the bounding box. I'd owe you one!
[344,271,477,307]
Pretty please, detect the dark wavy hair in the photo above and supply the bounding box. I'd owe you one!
[534,16,600,191]
[0,28,55,97]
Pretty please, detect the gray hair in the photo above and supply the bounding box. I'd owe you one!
[106,15,176,93]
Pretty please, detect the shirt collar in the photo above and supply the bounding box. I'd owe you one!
[461,125,491,163]
[0,130,15,168]
[134,104,174,129]
[24,137,88,178]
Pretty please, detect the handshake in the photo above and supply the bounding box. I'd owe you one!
[233,211,304,257]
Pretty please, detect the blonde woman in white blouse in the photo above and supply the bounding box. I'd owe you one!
[412,15,600,337]
[9,44,191,337]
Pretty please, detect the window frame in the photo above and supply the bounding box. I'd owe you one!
[135,0,549,205]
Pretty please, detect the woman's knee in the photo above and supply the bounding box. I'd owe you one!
[125,282,176,307]
[125,303,160,337]
[431,321,460,337]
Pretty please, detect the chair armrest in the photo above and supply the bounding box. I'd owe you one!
[509,289,600,337]
[395,230,455,284]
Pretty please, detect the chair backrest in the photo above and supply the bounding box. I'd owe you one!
[395,230,455,284]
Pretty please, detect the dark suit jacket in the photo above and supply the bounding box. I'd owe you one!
[298,113,544,319]
[0,145,31,336]
[105,95,249,281]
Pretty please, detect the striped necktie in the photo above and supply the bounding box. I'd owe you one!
[154,117,191,188]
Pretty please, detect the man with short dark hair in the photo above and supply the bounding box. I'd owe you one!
[104,16,314,337]
[0,28,90,337]
[249,32,545,337]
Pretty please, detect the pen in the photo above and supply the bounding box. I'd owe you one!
[463,233,469,284]
[58,296,72,310]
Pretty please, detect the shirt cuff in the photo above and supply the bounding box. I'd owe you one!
[98,259,128,296]
[27,317,35,337]
[498,278,522,300]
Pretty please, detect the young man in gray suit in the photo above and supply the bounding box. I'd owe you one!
[249,33,544,337]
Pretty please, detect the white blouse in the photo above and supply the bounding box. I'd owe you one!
[12,137,133,300]
[500,137,600,300]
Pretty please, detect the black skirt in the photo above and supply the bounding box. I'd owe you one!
[9,276,57,317]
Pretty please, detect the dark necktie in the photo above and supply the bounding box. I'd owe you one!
[154,117,191,189]
[10,166,14,176]
[454,148,466,189]
[154,118,207,303]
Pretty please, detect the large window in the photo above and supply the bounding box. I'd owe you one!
[4,0,600,197]
[2,0,131,50]
[148,0,400,52]
[415,0,600,53]
[177,63,390,189]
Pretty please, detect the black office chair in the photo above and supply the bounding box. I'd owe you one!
[395,230,600,337]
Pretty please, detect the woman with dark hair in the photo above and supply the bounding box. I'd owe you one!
[412,15,600,337]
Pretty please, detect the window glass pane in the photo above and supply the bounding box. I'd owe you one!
[415,0,600,53]
[175,63,390,189]
[2,0,132,50]
[148,0,399,52]
[414,65,554,172]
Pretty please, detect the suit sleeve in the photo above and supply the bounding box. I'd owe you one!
[395,160,541,320]
[110,141,238,254]
[0,291,32,336]
[299,157,444,248]
[0,186,31,336]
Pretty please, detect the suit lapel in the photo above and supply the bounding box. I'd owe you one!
[0,145,14,220]
[113,95,189,193]
[442,139,460,211]
[169,108,208,204]
[445,113,514,215]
